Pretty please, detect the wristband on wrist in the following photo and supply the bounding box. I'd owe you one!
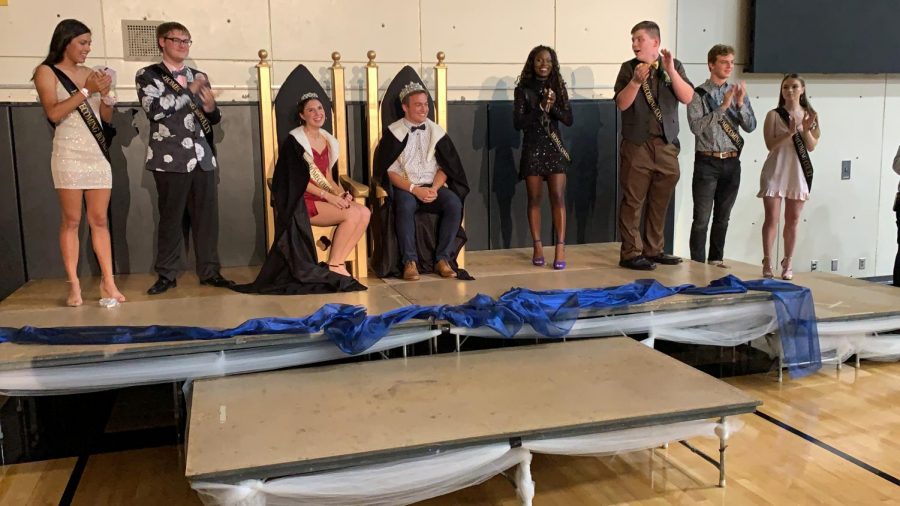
[79,88,90,98]
[409,183,415,193]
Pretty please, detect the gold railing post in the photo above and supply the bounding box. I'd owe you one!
[331,52,349,179]
[332,51,368,278]
[434,51,447,130]
[434,51,463,267]
[365,50,380,193]
[256,49,276,247]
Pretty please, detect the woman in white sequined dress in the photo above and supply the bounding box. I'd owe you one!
[33,19,125,306]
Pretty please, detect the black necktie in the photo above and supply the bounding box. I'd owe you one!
[409,124,426,132]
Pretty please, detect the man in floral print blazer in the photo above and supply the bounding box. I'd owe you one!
[136,21,234,295]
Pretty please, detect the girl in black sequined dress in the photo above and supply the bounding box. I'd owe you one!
[514,45,573,269]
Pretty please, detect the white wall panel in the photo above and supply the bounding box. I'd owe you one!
[676,0,747,65]
[270,0,420,63]
[876,76,900,277]
[421,0,554,63]
[556,0,677,63]
[101,2,270,60]
[0,1,107,58]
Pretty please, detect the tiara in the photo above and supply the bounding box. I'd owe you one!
[399,81,425,102]
[300,92,319,101]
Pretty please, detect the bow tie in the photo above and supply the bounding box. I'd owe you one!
[172,68,188,78]
[649,60,659,70]
[409,124,426,132]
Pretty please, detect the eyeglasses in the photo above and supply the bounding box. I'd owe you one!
[164,37,192,46]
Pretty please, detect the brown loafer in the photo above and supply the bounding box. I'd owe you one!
[402,261,420,281]
[435,259,457,278]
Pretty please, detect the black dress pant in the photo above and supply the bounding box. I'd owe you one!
[152,169,221,281]
[689,154,741,263]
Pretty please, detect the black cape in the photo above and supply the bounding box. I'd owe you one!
[371,122,471,278]
[232,136,366,294]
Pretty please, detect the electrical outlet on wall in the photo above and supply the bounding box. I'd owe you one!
[831,259,838,271]
[811,260,818,271]
[858,258,866,270]
[841,160,851,180]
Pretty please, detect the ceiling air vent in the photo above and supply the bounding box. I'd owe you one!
[122,20,163,61]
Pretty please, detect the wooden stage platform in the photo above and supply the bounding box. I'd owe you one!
[187,337,760,503]
[0,243,896,379]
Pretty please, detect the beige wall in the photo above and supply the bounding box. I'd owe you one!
[2,0,897,277]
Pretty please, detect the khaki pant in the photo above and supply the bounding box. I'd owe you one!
[619,137,680,260]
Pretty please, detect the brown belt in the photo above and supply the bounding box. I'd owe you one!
[697,150,739,159]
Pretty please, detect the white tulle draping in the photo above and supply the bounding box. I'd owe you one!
[190,417,740,506]
[0,328,442,396]
[453,300,900,365]
[521,418,741,457]
[192,444,531,506]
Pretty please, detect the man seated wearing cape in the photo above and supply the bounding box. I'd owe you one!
[372,82,470,281]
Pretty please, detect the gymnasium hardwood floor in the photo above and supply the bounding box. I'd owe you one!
[1,361,897,505]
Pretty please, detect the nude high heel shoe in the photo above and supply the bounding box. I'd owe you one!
[781,257,793,281]
[762,257,774,279]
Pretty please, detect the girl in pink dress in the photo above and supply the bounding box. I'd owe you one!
[758,74,820,280]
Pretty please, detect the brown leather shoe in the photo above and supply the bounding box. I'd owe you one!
[402,261,420,281]
[435,259,457,278]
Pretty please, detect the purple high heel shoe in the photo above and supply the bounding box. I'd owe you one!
[553,241,566,270]
[532,240,545,266]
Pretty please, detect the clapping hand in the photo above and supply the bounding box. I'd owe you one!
[198,86,216,112]
[801,111,817,132]
[721,86,735,111]
[660,48,675,73]
[541,88,556,111]
[188,73,206,94]
[631,63,651,84]
[733,81,747,107]
[84,71,111,95]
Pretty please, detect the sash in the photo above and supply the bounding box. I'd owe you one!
[641,79,664,124]
[525,87,570,161]
[695,87,744,151]
[153,64,213,139]
[50,66,111,162]
[303,152,337,195]
[775,107,814,190]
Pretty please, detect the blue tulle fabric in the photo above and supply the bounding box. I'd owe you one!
[0,275,820,377]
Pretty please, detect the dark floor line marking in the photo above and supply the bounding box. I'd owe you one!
[755,410,900,487]
[58,453,89,506]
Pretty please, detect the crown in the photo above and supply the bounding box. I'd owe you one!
[399,81,426,102]
[300,92,319,101]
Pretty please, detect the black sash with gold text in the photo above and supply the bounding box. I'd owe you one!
[640,79,664,124]
[775,107,814,190]
[695,87,744,152]
[50,66,111,162]
[630,60,665,125]
[153,64,213,140]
